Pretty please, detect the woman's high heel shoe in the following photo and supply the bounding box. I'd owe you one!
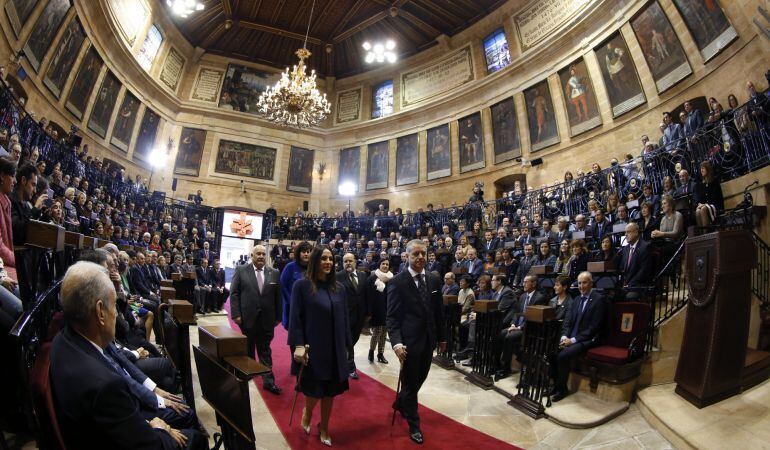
[318,423,332,446]
[300,412,311,435]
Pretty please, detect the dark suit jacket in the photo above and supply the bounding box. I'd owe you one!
[50,327,176,449]
[494,285,517,314]
[230,263,282,330]
[10,191,41,245]
[336,269,368,327]
[613,240,653,287]
[195,266,212,286]
[505,290,548,328]
[197,249,215,262]
[561,290,607,345]
[675,180,696,198]
[465,258,483,279]
[129,265,154,298]
[386,269,446,355]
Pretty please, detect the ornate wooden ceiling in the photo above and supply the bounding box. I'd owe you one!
[167,0,507,79]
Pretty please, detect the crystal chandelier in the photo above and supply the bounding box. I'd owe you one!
[257,0,330,129]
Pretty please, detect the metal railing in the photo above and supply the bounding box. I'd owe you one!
[645,239,688,352]
[752,231,770,310]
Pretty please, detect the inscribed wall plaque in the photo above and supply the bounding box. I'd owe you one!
[515,0,592,50]
[335,87,362,124]
[191,67,224,103]
[401,45,474,108]
[160,46,185,92]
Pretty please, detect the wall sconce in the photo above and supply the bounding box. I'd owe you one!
[316,163,326,181]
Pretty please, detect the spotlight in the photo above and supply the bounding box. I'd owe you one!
[362,41,372,51]
[362,40,397,64]
[386,40,395,50]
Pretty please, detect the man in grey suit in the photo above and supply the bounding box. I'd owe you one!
[662,111,684,152]
[230,245,282,394]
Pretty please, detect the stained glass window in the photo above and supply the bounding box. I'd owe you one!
[371,80,394,119]
[136,25,163,71]
[483,29,511,74]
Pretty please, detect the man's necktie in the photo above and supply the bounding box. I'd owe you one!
[256,269,264,292]
[350,272,358,289]
[415,274,428,303]
[570,296,588,338]
[103,347,128,378]
[626,246,635,270]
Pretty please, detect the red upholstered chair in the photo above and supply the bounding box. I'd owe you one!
[30,341,67,450]
[587,302,651,365]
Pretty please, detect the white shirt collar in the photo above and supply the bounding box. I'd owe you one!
[407,266,426,278]
[77,331,105,355]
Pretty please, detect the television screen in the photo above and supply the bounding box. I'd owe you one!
[222,210,263,240]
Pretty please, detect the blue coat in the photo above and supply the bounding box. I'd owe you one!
[279,261,305,329]
[288,279,352,382]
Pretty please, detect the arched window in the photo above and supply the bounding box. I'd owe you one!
[136,24,163,71]
[483,29,511,74]
[371,80,393,119]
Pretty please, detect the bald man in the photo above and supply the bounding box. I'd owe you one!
[230,245,282,394]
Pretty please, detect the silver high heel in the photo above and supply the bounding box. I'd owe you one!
[318,423,332,446]
[300,411,311,435]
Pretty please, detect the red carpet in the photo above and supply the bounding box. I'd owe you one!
[225,300,521,449]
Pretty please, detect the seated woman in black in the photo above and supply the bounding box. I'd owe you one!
[694,160,724,228]
[535,240,557,268]
[636,201,658,241]
[567,239,589,282]
[593,236,617,262]
[289,246,352,446]
[548,275,573,321]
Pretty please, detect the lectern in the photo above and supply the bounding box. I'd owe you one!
[675,230,756,408]
[466,300,501,389]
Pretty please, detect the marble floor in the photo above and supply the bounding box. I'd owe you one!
[191,314,673,449]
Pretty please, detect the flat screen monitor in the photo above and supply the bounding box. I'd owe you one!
[222,210,263,240]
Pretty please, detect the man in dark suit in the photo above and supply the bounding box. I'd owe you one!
[442,272,460,296]
[675,169,696,198]
[271,240,289,272]
[387,240,446,444]
[465,248,483,282]
[336,252,369,379]
[50,261,206,449]
[210,258,228,312]
[514,243,537,286]
[197,241,215,264]
[592,209,611,243]
[230,244,283,394]
[479,230,497,255]
[552,271,607,402]
[194,257,213,313]
[129,251,159,302]
[682,101,704,137]
[491,274,516,314]
[613,222,654,291]
[551,217,572,244]
[497,275,548,380]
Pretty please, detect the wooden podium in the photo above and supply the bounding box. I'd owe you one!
[466,300,501,389]
[675,230,757,408]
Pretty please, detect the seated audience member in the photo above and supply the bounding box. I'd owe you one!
[514,243,537,286]
[210,258,228,312]
[50,261,207,449]
[497,275,547,380]
[592,209,611,243]
[661,176,676,198]
[491,274,516,313]
[426,251,442,274]
[551,272,607,402]
[552,217,572,244]
[458,275,475,319]
[442,272,460,296]
[129,251,160,303]
[194,257,213,314]
[465,248,483,281]
[675,169,696,198]
[499,248,519,282]
[554,240,571,276]
[0,256,21,334]
[451,248,467,274]
[567,239,589,282]
[534,241,557,268]
[595,236,617,262]
[637,201,658,241]
[482,252,495,272]
[476,274,494,300]
[10,163,44,246]
[694,160,724,228]
[614,222,653,290]
[0,158,16,280]
[639,184,660,217]
[549,275,573,321]
[651,195,684,242]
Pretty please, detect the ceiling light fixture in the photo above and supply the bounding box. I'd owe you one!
[363,40,397,64]
[257,0,331,128]
[166,0,204,18]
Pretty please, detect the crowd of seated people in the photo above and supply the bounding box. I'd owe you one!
[0,80,229,447]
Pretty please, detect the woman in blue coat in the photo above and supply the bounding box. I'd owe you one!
[279,241,312,329]
[288,246,351,446]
